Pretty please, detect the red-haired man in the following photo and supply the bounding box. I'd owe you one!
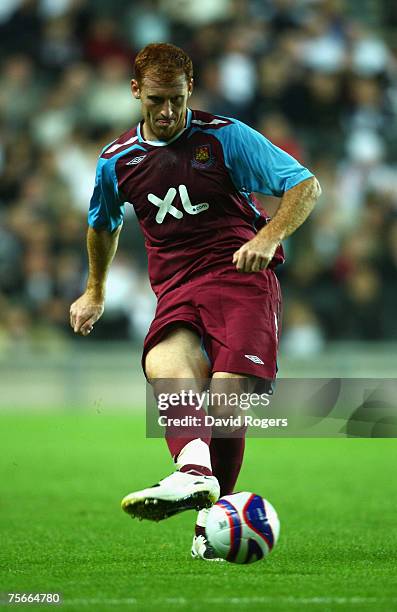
[70,43,321,560]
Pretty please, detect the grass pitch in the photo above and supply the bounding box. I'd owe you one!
[1,412,396,611]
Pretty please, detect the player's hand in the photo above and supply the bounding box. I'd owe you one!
[69,291,105,336]
[232,235,280,273]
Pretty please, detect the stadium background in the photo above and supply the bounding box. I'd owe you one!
[1,0,397,410]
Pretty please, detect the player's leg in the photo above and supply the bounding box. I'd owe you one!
[208,372,255,493]
[145,325,210,380]
[193,372,254,555]
[146,326,213,472]
[192,268,281,556]
[121,326,220,522]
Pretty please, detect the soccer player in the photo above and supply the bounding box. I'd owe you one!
[70,43,321,560]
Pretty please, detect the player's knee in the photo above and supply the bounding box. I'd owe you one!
[145,356,197,381]
[212,372,256,390]
[145,351,208,381]
[209,373,256,433]
[208,400,235,419]
[207,397,238,434]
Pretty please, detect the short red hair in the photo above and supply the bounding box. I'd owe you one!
[134,43,193,85]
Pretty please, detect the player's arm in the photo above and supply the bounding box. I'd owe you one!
[233,176,321,273]
[70,225,122,335]
[70,153,125,335]
[222,119,321,273]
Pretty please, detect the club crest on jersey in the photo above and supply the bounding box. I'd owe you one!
[192,144,213,168]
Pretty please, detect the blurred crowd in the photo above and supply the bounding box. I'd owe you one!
[1,0,397,354]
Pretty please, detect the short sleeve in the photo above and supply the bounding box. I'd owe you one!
[88,157,124,232]
[221,120,313,197]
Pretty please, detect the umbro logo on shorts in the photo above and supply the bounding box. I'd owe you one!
[244,354,264,365]
[127,155,147,165]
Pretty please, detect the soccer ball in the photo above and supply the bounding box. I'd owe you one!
[205,491,280,564]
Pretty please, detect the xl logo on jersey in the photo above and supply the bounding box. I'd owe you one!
[148,185,209,224]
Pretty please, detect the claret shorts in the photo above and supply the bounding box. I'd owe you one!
[142,267,282,384]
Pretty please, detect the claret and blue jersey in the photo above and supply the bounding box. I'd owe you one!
[88,109,313,297]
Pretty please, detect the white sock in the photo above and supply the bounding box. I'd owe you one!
[196,507,210,528]
[175,439,212,471]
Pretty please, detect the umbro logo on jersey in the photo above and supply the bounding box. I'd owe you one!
[148,184,209,224]
[244,354,264,365]
[126,155,147,165]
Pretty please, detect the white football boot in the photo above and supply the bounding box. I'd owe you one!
[191,508,225,561]
[191,534,225,561]
[121,471,220,522]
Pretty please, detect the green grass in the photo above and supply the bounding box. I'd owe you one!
[0,412,396,611]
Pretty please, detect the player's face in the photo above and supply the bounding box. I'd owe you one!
[131,74,193,141]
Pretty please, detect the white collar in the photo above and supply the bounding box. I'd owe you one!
[137,109,192,147]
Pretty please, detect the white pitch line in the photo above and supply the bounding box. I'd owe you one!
[54,595,397,607]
